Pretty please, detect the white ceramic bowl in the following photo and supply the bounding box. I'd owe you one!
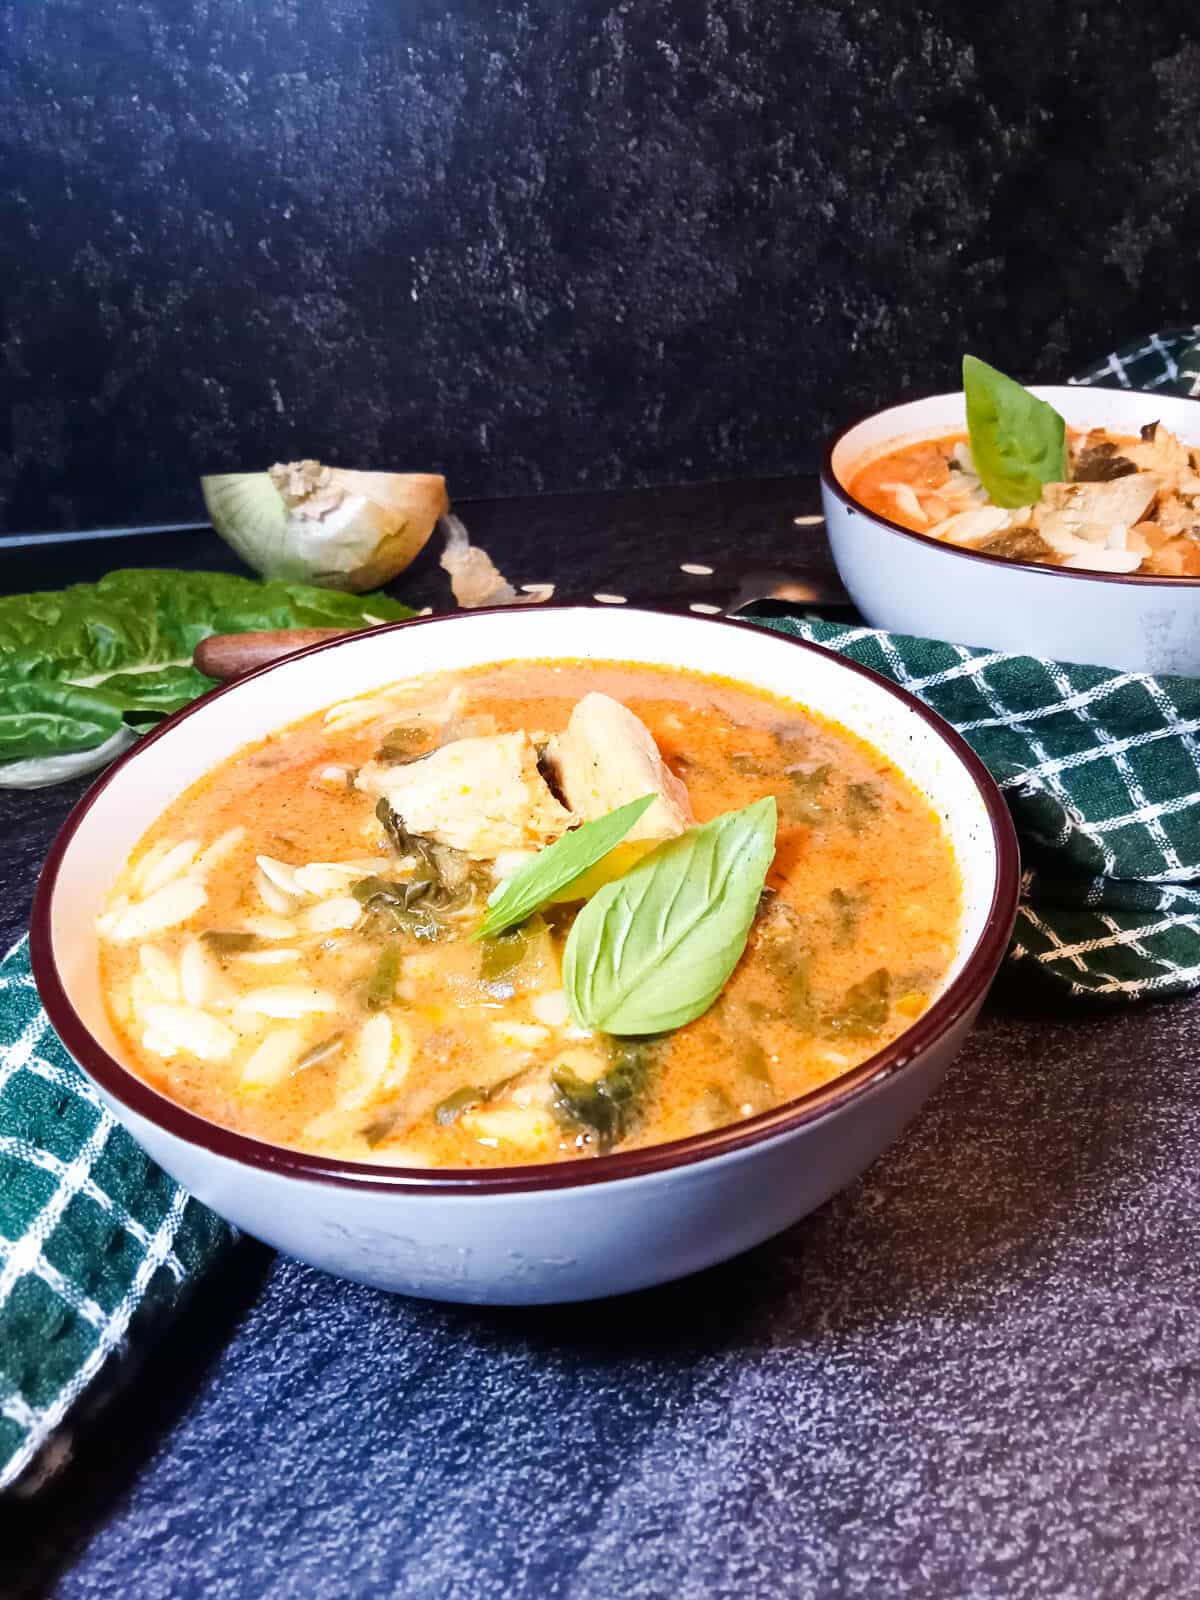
[32,607,1018,1304]
[821,385,1200,674]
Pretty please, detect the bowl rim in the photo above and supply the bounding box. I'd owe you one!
[821,384,1200,589]
[31,605,1021,1197]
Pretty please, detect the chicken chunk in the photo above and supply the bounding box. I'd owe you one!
[1125,423,1200,498]
[1039,475,1159,532]
[356,732,574,859]
[1152,492,1200,539]
[927,506,1028,548]
[544,693,694,842]
[1034,475,1159,562]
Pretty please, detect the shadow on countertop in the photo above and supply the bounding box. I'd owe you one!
[9,970,1193,1596]
[6,1239,274,1600]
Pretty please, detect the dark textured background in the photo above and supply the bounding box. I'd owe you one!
[3,0,1200,534]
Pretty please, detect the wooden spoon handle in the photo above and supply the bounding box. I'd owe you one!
[194,628,351,681]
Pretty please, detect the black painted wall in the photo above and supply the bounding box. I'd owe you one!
[2,1,1199,534]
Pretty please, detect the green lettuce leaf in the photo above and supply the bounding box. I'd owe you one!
[0,568,413,783]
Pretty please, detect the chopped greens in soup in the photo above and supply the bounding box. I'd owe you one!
[97,661,961,1167]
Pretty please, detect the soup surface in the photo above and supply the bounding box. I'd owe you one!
[97,660,961,1168]
[848,422,1200,576]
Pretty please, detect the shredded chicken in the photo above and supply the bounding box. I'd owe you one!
[356,732,574,858]
[852,423,1200,576]
[544,693,694,842]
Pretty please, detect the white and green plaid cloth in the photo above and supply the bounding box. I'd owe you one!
[1070,323,1200,397]
[0,941,231,1491]
[5,334,1200,1493]
[759,617,1200,1000]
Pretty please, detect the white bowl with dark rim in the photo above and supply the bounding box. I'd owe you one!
[821,386,1200,675]
[32,607,1019,1305]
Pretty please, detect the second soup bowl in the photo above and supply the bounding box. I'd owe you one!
[822,385,1200,674]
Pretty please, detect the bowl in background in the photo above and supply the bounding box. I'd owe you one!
[821,385,1200,675]
[32,607,1019,1304]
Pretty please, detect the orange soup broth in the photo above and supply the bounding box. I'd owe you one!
[847,428,1137,533]
[99,660,962,1166]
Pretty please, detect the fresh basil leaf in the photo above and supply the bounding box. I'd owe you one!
[474,794,656,940]
[963,355,1067,509]
[563,796,777,1036]
[0,569,412,782]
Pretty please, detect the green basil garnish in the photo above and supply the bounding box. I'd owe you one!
[563,796,777,1035]
[473,794,656,941]
[962,354,1067,509]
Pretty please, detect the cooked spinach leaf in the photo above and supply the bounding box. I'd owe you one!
[783,764,830,825]
[375,799,475,911]
[202,930,260,953]
[434,1085,487,1126]
[824,968,892,1036]
[479,920,542,982]
[361,1109,403,1147]
[829,886,868,944]
[563,797,777,1035]
[351,874,430,910]
[737,1038,772,1084]
[295,1033,346,1071]
[375,726,433,765]
[977,527,1055,563]
[475,794,656,940]
[365,946,402,1009]
[700,1084,737,1130]
[1073,441,1137,483]
[550,1040,658,1152]
[785,952,817,1030]
[352,875,447,942]
[963,355,1067,509]
[844,781,881,833]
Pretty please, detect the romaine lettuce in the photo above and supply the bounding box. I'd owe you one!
[0,568,412,786]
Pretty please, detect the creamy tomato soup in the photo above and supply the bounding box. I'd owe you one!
[849,422,1200,577]
[97,660,961,1168]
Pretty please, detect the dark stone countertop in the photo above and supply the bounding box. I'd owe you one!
[7,482,1200,1599]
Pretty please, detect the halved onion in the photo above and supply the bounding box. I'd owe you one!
[201,462,448,592]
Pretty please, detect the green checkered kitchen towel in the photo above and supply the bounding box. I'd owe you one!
[0,938,231,1492]
[1071,323,1200,397]
[5,331,1200,1495]
[759,616,1200,1000]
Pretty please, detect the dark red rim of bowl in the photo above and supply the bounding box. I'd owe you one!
[820,387,1200,588]
[31,605,1020,1196]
